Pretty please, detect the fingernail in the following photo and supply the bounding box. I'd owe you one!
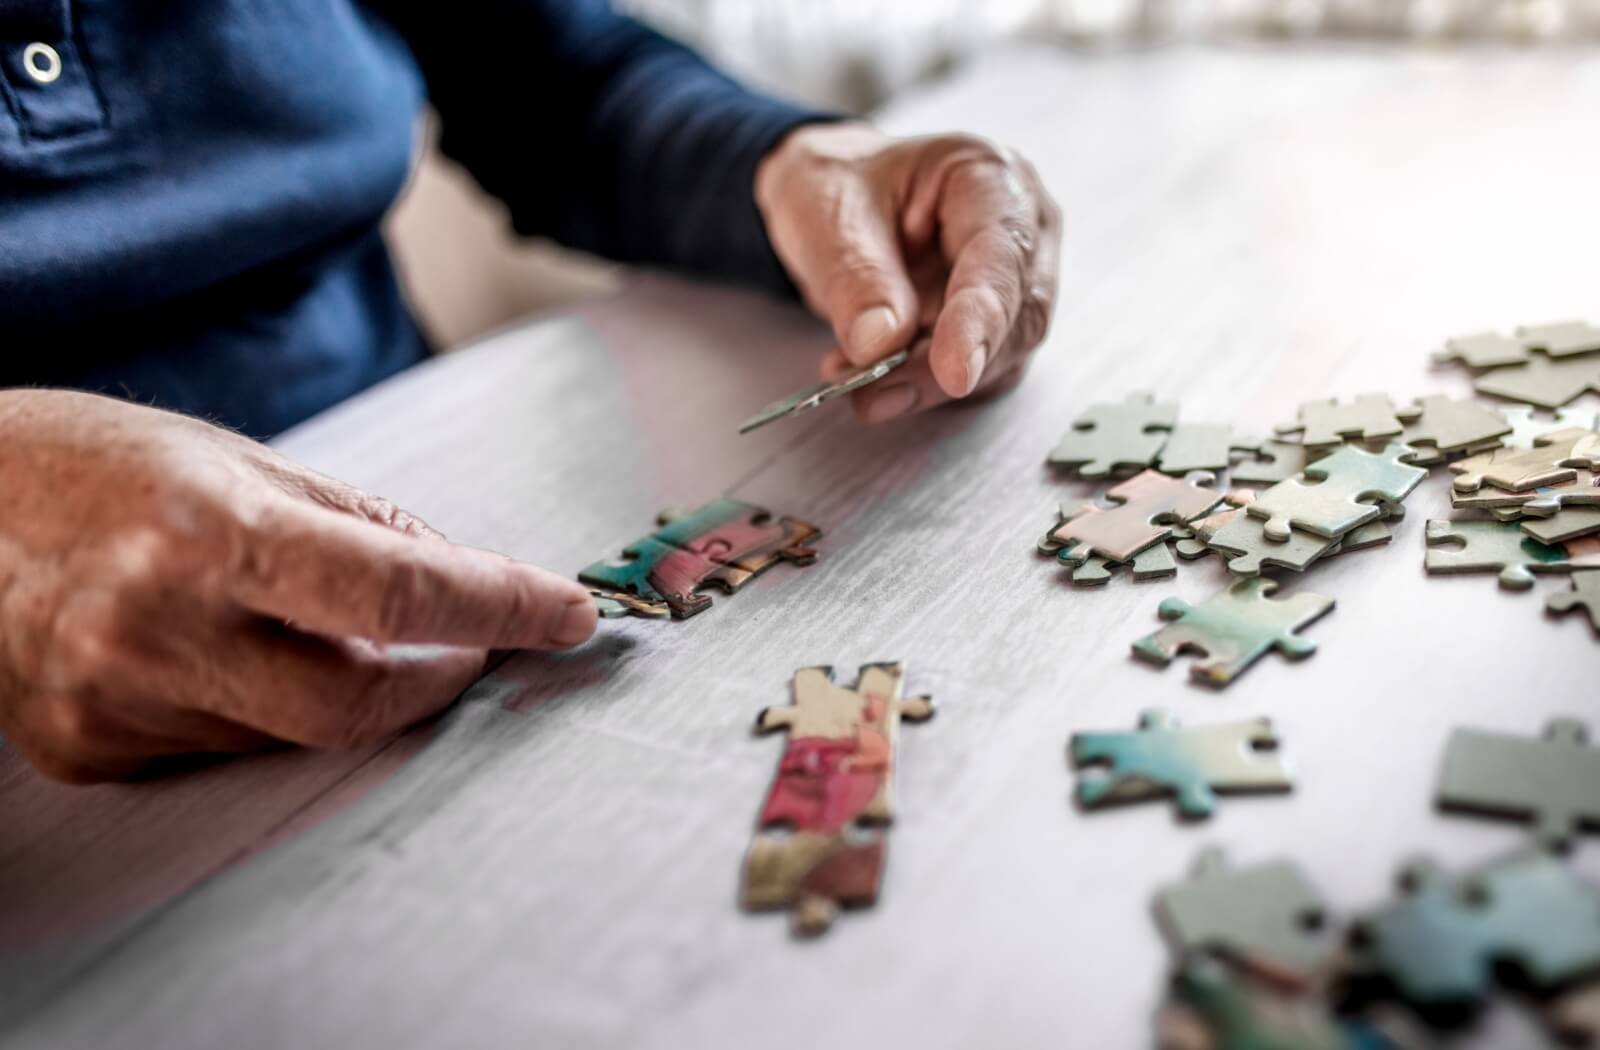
[963,342,989,396]
[848,306,898,360]
[863,383,917,424]
[552,593,598,647]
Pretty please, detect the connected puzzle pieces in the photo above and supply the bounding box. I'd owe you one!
[742,662,933,936]
[1069,709,1291,819]
[1437,717,1600,848]
[580,498,819,619]
[1133,578,1334,686]
[1349,849,1600,1016]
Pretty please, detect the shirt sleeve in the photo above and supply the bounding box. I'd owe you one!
[373,0,838,294]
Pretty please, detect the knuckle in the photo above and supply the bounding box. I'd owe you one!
[1015,293,1052,351]
[47,594,129,691]
[37,694,103,753]
[372,556,429,642]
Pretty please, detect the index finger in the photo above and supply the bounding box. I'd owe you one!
[926,156,1038,398]
[217,497,597,649]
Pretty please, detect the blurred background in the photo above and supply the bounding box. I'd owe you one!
[385,0,1600,349]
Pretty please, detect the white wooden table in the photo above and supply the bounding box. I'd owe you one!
[4,45,1599,1050]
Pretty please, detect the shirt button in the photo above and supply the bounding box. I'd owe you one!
[22,42,61,85]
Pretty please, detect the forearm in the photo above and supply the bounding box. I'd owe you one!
[376,0,835,292]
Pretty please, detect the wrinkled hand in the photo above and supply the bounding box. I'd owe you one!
[0,391,597,782]
[757,122,1061,423]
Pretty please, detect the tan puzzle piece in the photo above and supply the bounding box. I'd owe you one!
[1435,330,1531,370]
[1047,469,1221,563]
[1519,320,1600,358]
[1450,427,1598,494]
[1523,506,1600,546]
[1475,354,1600,409]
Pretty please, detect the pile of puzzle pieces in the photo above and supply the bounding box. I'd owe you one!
[1147,716,1600,1045]
[1427,323,1600,634]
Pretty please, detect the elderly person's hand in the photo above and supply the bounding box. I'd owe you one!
[0,391,597,782]
[757,123,1061,423]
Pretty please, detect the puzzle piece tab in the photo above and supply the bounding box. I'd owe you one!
[1437,717,1600,848]
[1202,513,1339,576]
[1548,570,1600,636]
[743,663,931,936]
[1249,443,1425,541]
[1047,391,1176,478]
[1155,847,1334,979]
[1351,849,1600,1012]
[580,498,819,619]
[1134,578,1334,685]
[1046,469,1221,563]
[1070,709,1291,819]
[1276,394,1403,448]
[1422,519,1585,590]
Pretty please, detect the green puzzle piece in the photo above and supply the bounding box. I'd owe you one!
[1437,717,1600,847]
[1248,442,1426,541]
[1155,847,1333,978]
[1133,578,1334,686]
[1423,519,1579,590]
[1353,849,1600,1010]
[1069,709,1291,819]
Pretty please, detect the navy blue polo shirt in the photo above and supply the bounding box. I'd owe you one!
[0,0,823,436]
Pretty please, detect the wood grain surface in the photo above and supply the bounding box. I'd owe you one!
[4,45,1599,1050]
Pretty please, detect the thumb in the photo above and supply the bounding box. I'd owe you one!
[787,190,920,367]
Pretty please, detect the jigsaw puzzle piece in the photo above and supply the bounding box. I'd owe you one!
[1275,394,1403,448]
[589,588,671,619]
[1048,391,1177,478]
[1155,848,1334,979]
[741,830,886,937]
[1157,424,1248,475]
[1394,396,1510,463]
[580,498,821,619]
[1500,406,1599,448]
[1048,469,1222,562]
[1449,426,1596,494]
[1158,955,1409,1050]
[1423,519,1577,590]
[1549,978,1600,1047]
[1451,468,1600,515]
[1202,514,1338,576]
[1475,353,1600,409]
[1133,578,1334,685]
[1433,330,1531,370]
[1175,490,1256,560]
[1249,443,1425,541]
[1523,505,1600,545]
[1518,320,1600,358]
[1438,717,1600,848]
[1548,570,1600,636]
[1070,709,1291,818]
[1350,849,1600,1012]
[1062,540,1178,587]
[1328,518,1394,557]
[755,663,932,829]
[1229,439,1329,486]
